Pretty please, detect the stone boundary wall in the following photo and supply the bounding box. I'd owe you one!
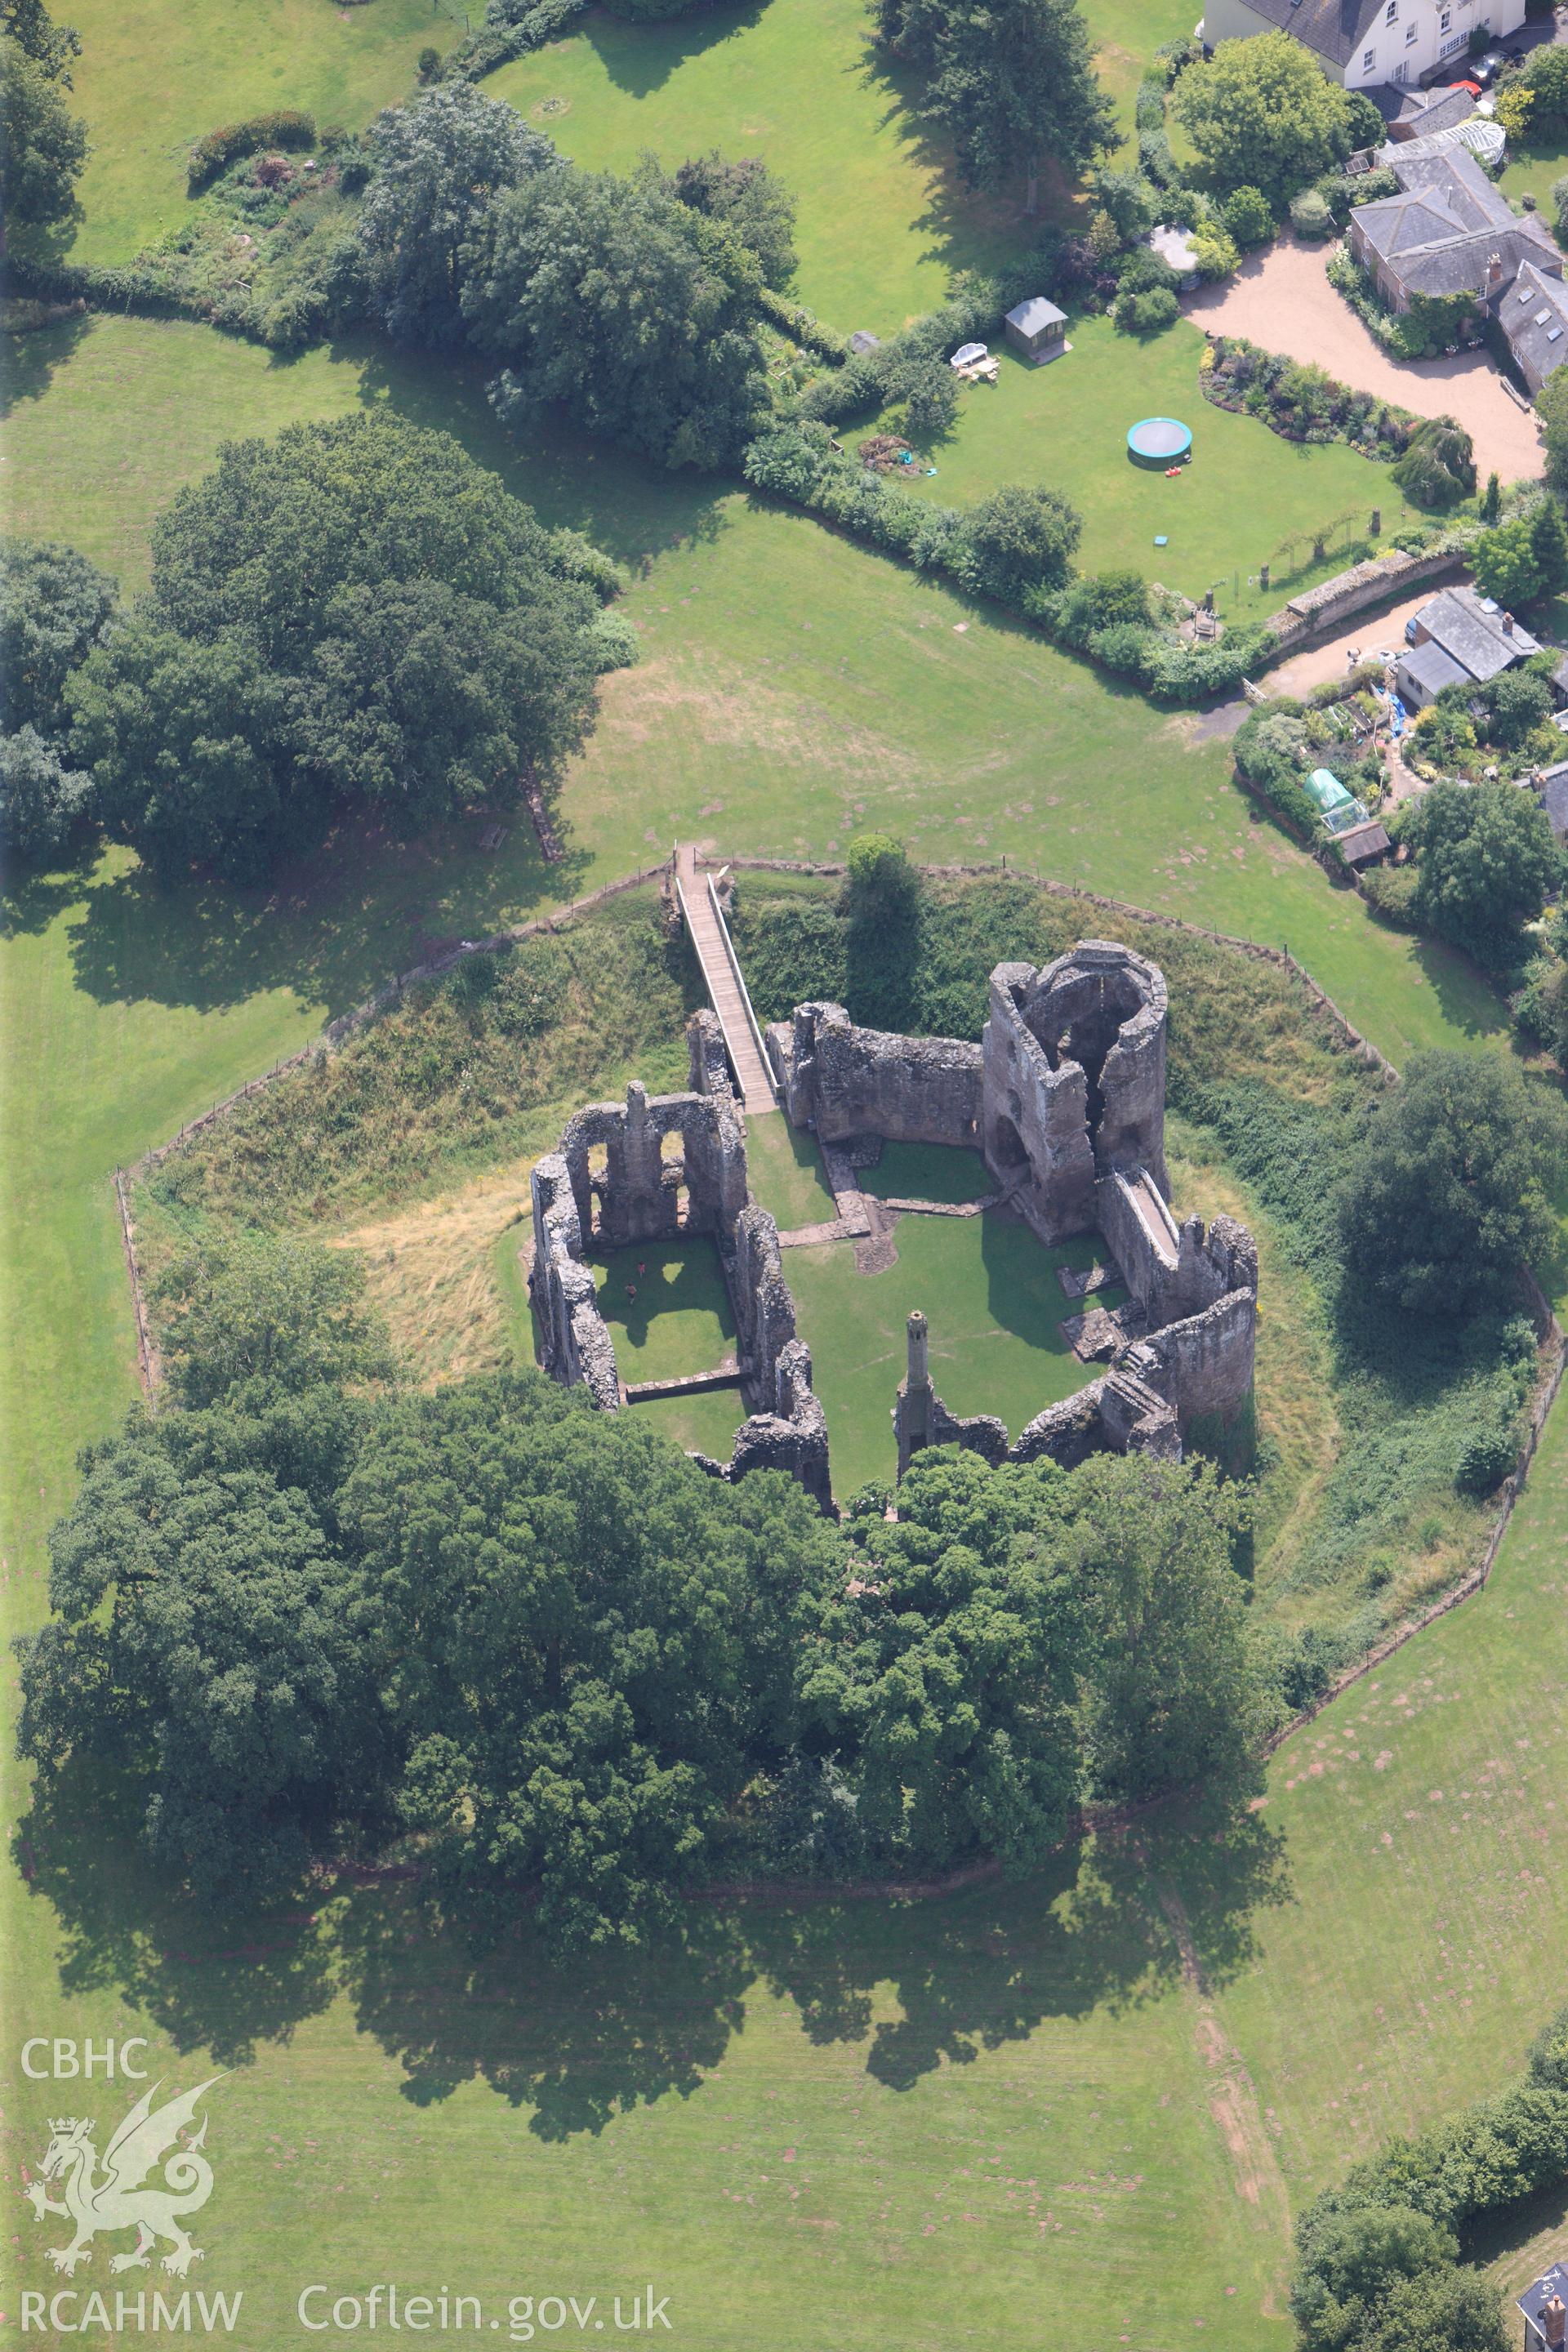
[113,1169,158,1400]
[1263,546,1463,650]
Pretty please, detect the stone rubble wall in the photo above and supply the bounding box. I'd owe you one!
[768,1002,983,1147]
[721,1339,834,1515]
[528,1152,621,1411]
[532,1021,835,1511]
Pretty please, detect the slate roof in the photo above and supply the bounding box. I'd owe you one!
[1387,82,1478,140]
[1496,257,1568,387]
[1397,639,1471,700]
[1004,296,1066,336]
[1417,584,1539,682]
[1354,147,1559,301]
[1536,763,1568,840]
[1218,0,1385,68]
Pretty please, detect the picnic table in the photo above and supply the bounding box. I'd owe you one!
[954,354,1000,384]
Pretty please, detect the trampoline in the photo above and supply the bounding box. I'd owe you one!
[1128,416,1192,466]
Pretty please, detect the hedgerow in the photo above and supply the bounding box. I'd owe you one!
[187,109,315,193]
[1291,2004,1568,2350]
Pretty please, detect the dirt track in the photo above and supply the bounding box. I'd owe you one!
[1187,238,1545,485]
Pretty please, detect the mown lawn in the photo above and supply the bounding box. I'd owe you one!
[1216,1396,1568,2207]
[488,0,1034,335]
[1497,135,1568,225]
[1080,0,1196,145]
[875,314,1424,624]
[784,1206,1120,1498]
[58,0,462,266]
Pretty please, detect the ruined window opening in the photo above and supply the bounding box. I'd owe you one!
[675,1184,692,1229]
[991,1111,1028,1168]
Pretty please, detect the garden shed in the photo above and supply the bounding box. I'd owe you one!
[1004,296,1068,365]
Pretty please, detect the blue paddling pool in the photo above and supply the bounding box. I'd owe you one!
[1128,416,1192,465]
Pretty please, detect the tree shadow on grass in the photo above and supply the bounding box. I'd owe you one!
[38,804,595,1020]
[345,341,734,576]
[13,1763,336,2069]
[2,311,95,414]
[15,1757,1289,2136]
[849,38,1058,294]
[576,0,775,100]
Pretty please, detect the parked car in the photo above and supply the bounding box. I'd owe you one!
[1472,48,1510,83]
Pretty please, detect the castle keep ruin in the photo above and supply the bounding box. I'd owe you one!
[529,942,1256,1509]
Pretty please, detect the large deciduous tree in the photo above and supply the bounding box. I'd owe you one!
[1066,1454,1263,1803]
[0,29,86,232]
[0,536,117,736]
[796,1450,1087,1873]
[462,163,771,469]
[1339,1050,1567,1320]
[664,149,797,289]
[1401,775,1563,971]
[357,82,559,350]
[337,1378,843,1947]
[66,413,617,877]
[1172,31,1356,207]
[874,0,1114,212]
[17,1441,384,1898]
[0,535,116,859]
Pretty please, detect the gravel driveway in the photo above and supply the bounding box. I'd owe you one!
[1187,237,1545,484]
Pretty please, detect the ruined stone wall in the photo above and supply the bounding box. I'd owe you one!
[724,1339,834,1514]
[528,1153,621,1410]
[730,1201,799,1405]
[687,1006,736,1108]
[1139,1286,1258,1436]
[559,1078,747,1252]
[532,1053,833,1510]
[768,1002,982,1147]
[982,942,1169,1237]
[1098,1175,1253,1338]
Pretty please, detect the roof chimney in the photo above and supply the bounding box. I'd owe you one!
[1489,250,1503,283]
[1503,609,1515,635]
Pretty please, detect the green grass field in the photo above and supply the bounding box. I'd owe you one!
[58,0,463,266]
[7,7,1568,2336]
[2,315,1509,1068]
[592,1237,737,1376]
[1080,0,1195,145]
[877,315,1423,623]
[743,1107,840,1228]
[488,0,1031,335]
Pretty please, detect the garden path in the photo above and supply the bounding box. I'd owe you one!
[1187,237,1545,484]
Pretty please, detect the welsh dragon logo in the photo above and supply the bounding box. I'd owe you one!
[24,2077,224,2278]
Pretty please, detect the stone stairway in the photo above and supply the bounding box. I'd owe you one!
[675,845,777,1111]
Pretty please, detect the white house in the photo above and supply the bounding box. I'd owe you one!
[1198,0,1527,93]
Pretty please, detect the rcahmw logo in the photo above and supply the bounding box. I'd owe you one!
[20,2072,241,2332]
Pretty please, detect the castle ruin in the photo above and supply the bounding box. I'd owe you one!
[528,942,1256,1510]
